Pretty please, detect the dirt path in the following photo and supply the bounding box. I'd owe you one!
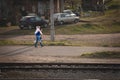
[0,46,120,63]
[0,33,120,46]
[0,33,120,41]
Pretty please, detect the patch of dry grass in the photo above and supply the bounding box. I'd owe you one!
[81,51,120,58]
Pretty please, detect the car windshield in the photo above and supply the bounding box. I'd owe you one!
[64,10,73,14]
[61,14,66,17]
[20,17,27,21]
[20,16,42,21]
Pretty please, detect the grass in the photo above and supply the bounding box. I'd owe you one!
[0,26,35,35]
[0,40,120,47]
[0,40,70,46]
[107,0,120,10]
[55,23,120,34]
[0,40,33,46]
[0,23,120,35]
[81,51,120,58]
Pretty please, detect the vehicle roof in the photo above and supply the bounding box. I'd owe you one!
[23,16,36,18]
[54,13,68,15]
[20,16,37,21]
[63,9,72,11]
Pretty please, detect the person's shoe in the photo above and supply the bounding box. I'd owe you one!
[40,43,44,47]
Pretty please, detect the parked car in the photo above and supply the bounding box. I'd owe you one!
[63,10,76,16]
[54,13,80,25]
[19,15,48,29]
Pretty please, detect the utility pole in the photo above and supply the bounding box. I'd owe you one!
[50,0,55,41]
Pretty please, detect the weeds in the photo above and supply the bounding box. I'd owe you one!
[81,51,120,58]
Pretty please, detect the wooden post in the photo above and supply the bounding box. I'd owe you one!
[50,0,55,41]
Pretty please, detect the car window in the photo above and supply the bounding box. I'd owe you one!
[65,14,71,17]
[21,17,27,21]
[29,17,36,21]
[61,14,66,18]
[65,11,71,14]
[35,17,42,21]
[64,10,73,14]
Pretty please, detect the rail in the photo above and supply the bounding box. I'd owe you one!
[0,63,120,80]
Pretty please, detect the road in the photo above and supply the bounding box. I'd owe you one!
[0,46,120,63]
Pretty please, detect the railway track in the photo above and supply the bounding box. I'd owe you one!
[0,63,120,80]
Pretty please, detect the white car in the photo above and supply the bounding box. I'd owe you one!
[54,13,80,25]
[63,10,76,16]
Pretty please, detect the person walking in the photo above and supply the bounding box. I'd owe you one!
[34,26,43,47]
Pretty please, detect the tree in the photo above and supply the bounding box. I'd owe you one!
[64,0,82,11]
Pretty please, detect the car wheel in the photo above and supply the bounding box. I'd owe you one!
[59,21,64,25]
[74,19,79,23]
[19,25,24,30]
[28,25,32,29]
[54,21,59,26]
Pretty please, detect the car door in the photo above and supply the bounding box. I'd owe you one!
[60,13,68,22]
[29,17,36,26]
[68,15,74,22]
[65,14,73,23]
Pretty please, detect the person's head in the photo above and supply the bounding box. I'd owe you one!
[36,26,40,29]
